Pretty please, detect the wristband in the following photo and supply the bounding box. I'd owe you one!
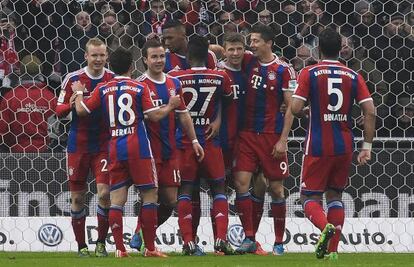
[192,139,199,144]
[362,142,372,150]
[76,91,84,95]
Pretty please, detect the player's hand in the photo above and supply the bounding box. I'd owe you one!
[357,149,371,165]
[192,142,205,162]
[205,119,220,140]
[71,81,86,93]
[168,95,181,109]
[69,93,77,108]
[272,139,287,159]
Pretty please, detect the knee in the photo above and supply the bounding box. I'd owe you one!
[234,177,249,193]
[71,193,85,206]
[325,190,342,202]
[98,190,110,206]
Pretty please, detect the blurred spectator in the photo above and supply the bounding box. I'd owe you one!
[139,0,173,37]
[290,44,317,72]
[0,11,19,94]
[179,0,221,35]
[54,10,98,78]
[0,55,57,152]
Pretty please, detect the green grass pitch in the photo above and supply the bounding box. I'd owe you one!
[1,252,413,267]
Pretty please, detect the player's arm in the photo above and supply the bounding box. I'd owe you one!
[178,111,205,162]
[272,67,297,158]
[55,76,75,118]
[71,81,100,116]
[291,68,309,117]
[272,90,294,158]
[357,78,376,166]
[291,97,306,117]
[145,95,182,122]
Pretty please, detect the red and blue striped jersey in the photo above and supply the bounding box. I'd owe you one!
[169,67,233,147]
[138,73,187,162]
[241,54,297,134]
[217,62,247,149]
[164,49,217,72]
[83,76,159,161]
[293,60,372,156]
[57,67,114,153]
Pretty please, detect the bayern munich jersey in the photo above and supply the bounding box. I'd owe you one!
[169,67,233,147]
[241,54,297,134]
[138,73,187,162]
[82,76,159,161]
[217,62,247,149]
[164,49,217,72]
[57,67,114,153]
[293,60,372,156]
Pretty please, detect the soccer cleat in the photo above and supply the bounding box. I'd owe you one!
[315,223,335,259]
[130,230,144,251]
[78,247,90,257]
[182,241,206,256]
[143,248,168,258]
[235,238,257,254]
[325,252,338,260]
[272,243,284,256]
[254,241,268,256]
[115,249,129,258]
[214,238,235,255]
[194,245,207,256]
[182,241,196,255]
[95,242,108,257]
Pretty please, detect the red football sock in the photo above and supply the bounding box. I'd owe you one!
[235,193,254,239]
[251,194,264,235]
[212,194,229,240]
[97,206,109,243]
[271,200,286,244]
[71,209,86,250]
[158,203,173,227]
[109,206,125,252]
[327,201,345,253]
[141,203,158,251]
[303,199,328,231]
[134,208,142,234]
[177,195,193,244]
[192,200,201,240]
[210,208,217,240]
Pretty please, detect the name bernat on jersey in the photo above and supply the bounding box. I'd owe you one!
[324,113,347,122]
[112,126,135,137]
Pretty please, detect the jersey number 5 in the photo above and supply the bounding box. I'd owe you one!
[327,78,343,112]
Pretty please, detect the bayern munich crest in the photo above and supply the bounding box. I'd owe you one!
[268,71,276,80]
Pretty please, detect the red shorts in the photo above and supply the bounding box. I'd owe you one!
[300,153,353,195]
[156,157,181,187]
[233,131,289,180]
[179,142,225,183]
[109,158,158,191]
[67,151,109,191]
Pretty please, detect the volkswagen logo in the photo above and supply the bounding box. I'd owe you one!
[38,224,63,247]
[227,224,245,247]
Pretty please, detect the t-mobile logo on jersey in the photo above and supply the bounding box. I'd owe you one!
[251,75,262,89]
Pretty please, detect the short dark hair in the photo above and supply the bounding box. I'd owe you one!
[250,24,274,44]
[223,32,245,47]
[142,39,163,58]
[318,27,341,58]
[187,35,209,64]
[161,20,185,31]
[109,47,132,75]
